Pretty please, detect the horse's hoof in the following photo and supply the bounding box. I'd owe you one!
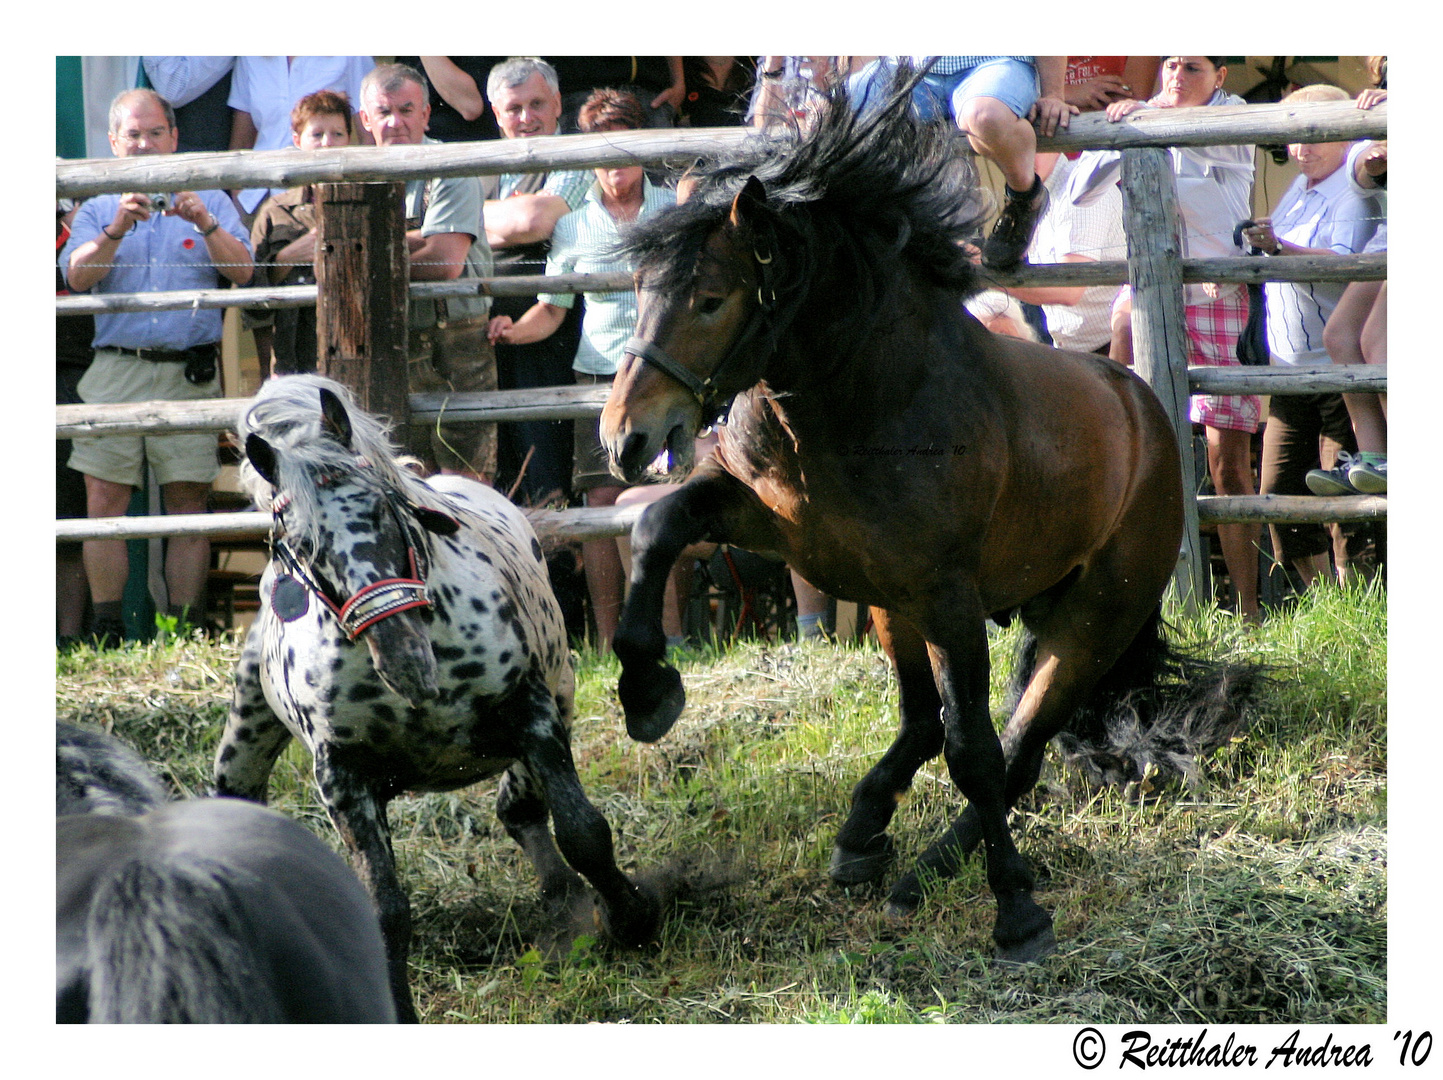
[994,922,1058,966]
[994,904,1057,966]
[828,834,895,886]
[599,880,663,949]
[882,898,918,921]
[619,661,685,743]
[539,888,603,961]
[882,870,923,919]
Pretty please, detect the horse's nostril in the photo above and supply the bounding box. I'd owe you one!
[620,431,650,470]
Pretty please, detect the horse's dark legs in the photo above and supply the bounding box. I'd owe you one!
[509,673,660,947]
[213,629,293,801]
[894,610,1055,963]
[830,609,944,885]
[311,749,418,1023]
[496,763,589,917]
[897,544,1179,878]
[614,467,779,742]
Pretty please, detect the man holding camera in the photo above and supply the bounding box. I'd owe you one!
[62,88,253,645]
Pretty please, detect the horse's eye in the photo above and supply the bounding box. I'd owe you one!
[696,295,725,315]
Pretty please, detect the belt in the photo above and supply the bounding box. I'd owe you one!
[108,343,219,362]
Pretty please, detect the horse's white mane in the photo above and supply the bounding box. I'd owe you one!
[237,375,450,540]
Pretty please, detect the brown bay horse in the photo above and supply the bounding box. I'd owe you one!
[599,73,1252,963]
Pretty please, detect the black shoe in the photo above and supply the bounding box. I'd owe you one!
[87,616,126,650]
[982,176,1048,271]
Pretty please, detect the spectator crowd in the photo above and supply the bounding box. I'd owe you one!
[57,56,1387,646]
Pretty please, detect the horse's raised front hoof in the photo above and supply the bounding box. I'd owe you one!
[828,834,895,886]
[618,660,685,743]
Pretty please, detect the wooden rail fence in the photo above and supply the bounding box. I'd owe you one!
[57,100,1387,611]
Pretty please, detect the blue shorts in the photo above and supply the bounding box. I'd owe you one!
[850,58,1040,124]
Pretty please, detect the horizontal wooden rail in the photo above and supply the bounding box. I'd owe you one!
[56,384,615,438]
[56,100,1384,199]
[56,365,1389,440]
[1197,494,1387,524]
[1189,364,1387,395]
[56,493,1385,546]
[56,255,1385,319]
[55,272,637,317]
[56,502,647,546]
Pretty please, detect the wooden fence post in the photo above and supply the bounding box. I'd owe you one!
[1120,148,1207,615]
[315,181,410,427]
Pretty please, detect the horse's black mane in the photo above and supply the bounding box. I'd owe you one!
[621,65,990,342]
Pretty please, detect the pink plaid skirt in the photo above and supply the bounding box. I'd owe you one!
[1115,283,1261,434]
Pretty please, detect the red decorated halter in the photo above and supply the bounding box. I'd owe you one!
[267,460,445,640]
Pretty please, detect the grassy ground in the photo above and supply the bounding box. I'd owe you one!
[55,581,1386,1024]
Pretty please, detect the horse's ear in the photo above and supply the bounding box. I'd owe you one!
[410,505,460,537]
[245,433,279,487]
[728,175,769,231]
[318,388,353,448]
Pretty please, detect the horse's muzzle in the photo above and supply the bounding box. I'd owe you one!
[364,617,439,706]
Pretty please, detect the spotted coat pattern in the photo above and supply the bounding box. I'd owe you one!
[213,376,658,1023]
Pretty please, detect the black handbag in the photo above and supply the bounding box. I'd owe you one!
[1233,221,1270,366]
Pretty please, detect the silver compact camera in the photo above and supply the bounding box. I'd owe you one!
[146,193,171,213]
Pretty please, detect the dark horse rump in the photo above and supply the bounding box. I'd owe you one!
[56,723,394,1023]
[599,67,1257,962]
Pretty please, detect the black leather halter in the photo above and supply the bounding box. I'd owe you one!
[625,238,783,427]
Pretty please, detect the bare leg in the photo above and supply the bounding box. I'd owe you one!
[1207,426,1260,622]
[582,485,626,652]
[1325,280,1387,452]
[82,475,135,605]
[956,95,1036,191]
[1361,281,1387,423]
[161,480,212,614]
[57,549,88,639]
[792,572,831,638]
[1109,302,1134,366]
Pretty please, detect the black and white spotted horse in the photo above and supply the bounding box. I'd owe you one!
[57,722,395,1023]
[214,375,660,1022]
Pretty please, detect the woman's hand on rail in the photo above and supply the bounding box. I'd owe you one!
[1104,98,1149,122]
[1355,87,1387,109]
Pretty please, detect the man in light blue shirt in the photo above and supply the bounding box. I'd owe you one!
[61,88,254,644]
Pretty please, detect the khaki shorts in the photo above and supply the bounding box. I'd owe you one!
[572,371,618,493]
[68,348,222,488]
[407,316,499,477]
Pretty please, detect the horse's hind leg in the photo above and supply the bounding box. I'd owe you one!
[508,672,660,947]
[895,601,1055,963]
[888,544,1175,921]
[213,628,292,801]
[496,763,593,938]
[830,609,944,885]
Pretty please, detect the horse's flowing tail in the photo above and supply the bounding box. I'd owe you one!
[84,857,281,1023]
[1012,609,1267,791]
